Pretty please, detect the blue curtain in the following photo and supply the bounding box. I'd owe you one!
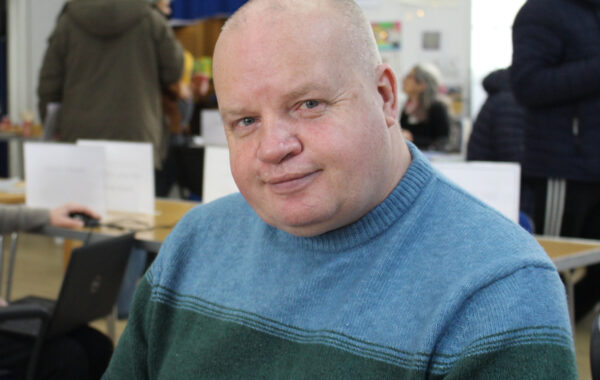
[171,0,247,21]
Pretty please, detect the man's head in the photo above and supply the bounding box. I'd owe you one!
[213,0,410,237]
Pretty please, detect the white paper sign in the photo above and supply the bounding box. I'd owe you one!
[202,146,238,203]
[24,142,106,215]
[77,140,155,215]
[432,161,521,223]
[200,110,228,147]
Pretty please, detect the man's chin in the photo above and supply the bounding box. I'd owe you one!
[268,213,336,237]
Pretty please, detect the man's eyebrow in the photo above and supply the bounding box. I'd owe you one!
[283,83,325,101]
[220,107,251,119]
[219,82,329,118]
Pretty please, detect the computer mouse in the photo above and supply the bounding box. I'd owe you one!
[68,212,101,227]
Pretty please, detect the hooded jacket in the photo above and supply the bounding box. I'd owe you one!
[467,68,526,163]
[38,0,183,168]
[511,0,600,180]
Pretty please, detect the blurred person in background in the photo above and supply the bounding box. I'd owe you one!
[37,0,183,174]
[511,0,600,320]
[400,63,450,151]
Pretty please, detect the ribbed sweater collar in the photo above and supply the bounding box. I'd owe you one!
[270,143,434,252]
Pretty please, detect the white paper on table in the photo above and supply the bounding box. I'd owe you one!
[24,142,107,215]
[202,146,238,203]
[432,161,521,223]
[0,178,24,194]
[77,140,155,215]
[201,109,228,147]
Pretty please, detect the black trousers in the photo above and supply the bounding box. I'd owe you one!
[0,326,113,380]
[522,177,600,320]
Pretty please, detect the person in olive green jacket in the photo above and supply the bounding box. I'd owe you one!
[37,0,183,170]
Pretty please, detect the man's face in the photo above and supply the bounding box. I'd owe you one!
[214,12,399,236]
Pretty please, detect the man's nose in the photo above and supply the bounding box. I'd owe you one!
[257,117,302,164]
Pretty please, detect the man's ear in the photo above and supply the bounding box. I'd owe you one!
[375,64,399,128]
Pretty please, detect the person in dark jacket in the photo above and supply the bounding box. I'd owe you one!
[467,68,525,163]
[511,0,600,320]
[400,64,451,151]
[37,0,183,170]
[467,68,533,231]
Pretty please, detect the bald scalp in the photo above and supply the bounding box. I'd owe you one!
[219,0,381,79]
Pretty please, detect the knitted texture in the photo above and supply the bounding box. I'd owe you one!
[104,145,576,379]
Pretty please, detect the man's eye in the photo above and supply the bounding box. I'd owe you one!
[303,100,320,109]
[238,117,255,127]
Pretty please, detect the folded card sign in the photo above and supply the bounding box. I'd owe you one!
[24,142,107,215]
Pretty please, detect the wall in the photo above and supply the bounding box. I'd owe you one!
[7,0,65,176]
[359,0,471,114]
[470,0,525,119]
[8,0,64,122]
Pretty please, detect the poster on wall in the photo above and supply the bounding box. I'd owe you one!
[371,21,402,51]
[422,31,441,50]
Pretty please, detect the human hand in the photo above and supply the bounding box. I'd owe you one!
[0,298,7,307]
[49,203,101,228]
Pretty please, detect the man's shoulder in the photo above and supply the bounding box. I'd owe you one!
[427,172,549,262]
[164,193,259,243]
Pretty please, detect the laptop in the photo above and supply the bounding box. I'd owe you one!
[0,233,134,338]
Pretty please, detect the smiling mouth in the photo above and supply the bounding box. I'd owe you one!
[266,171,321,194]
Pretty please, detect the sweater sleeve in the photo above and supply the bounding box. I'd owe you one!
[439,265,576,379]
[0,205,50,234]
[511,1,600,108]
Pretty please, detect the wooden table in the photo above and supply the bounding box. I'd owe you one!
[538,236,600,271]
[536,235,600,326]
[0,180,25,204]
[41,198,199,253]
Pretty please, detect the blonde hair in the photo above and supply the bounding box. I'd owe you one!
[412,64,441,119]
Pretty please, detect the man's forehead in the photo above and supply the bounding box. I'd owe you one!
[220,76,337,111]
[221,0,338,47]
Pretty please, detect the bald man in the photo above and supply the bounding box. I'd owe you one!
[103,1,576,378]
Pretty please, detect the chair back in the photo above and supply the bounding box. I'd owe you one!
[591,312,600,379]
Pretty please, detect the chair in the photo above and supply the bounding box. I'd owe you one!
[591,311,600,379]
[0,304,51,380]
[0,233,20,302]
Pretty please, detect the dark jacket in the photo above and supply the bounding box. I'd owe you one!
[467,69,525,163]
[511,0,600,181]
[37,0,183,168]
[400,99,450,151]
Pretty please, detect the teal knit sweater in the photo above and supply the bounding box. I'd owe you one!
[104,147,576,379]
